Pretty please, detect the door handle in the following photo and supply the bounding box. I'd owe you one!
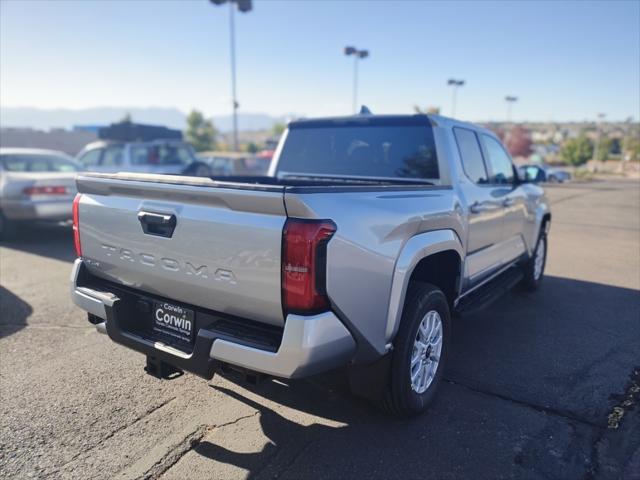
[138,211,177,238]
[470,202,494,214]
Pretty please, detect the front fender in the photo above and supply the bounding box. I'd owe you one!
[384,229,464,344]
[534,200,551,244]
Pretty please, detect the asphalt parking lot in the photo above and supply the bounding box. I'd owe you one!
[1,179,639,480]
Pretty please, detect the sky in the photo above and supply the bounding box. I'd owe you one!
[1,0,639,122]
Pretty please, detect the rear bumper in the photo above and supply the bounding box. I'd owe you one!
[70,259,355,379]
[2,198,73,221]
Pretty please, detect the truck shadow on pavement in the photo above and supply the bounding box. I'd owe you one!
[0,224,76,263]
[0,286,33,339]
[195,275,639,479]
[200,382,362,477]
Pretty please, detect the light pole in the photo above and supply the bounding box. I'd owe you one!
[447,79,465,117]
[622,116,633,161]
[210,0,252,151]
[344,46,369,114]
[505,96,518,123]
[593,113,606,163]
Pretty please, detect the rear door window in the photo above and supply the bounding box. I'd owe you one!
[453,127,489,184]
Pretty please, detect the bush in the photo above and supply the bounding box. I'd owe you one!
[185,110,217,152]
[560,136,593,166]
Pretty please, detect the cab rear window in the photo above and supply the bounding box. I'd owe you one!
[278,121,439,181]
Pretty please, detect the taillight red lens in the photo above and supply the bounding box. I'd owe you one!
[282,219,336,314]
[72,194,82,257]
[23,186,68,196]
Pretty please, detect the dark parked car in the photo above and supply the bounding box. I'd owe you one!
[518,164,571,183]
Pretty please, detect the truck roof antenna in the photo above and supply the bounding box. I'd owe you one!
[359,105,373,115]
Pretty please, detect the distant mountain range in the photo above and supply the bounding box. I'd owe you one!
[0,107,289,132]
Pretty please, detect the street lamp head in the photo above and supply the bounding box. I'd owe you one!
[209,0,253,12]
[344,46,356,56]
[505,96,518,102]
[344,46,369,58]
[236,0,252,12]
[448,79,464,86]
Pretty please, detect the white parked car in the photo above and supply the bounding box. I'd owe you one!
[0,148,81,239]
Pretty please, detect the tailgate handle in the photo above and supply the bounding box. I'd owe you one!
[138,211,177,238]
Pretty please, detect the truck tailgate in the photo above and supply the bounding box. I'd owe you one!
[76,173,286,326]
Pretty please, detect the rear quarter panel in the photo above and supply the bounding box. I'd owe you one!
[284,187,464,360]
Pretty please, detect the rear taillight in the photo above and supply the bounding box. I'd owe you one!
[282,219,336,314]
[23,186,68,196]
[72,194,82,257]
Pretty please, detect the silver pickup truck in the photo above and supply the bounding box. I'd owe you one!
[70,113,550,417]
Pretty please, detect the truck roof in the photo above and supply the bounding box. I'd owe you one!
[287,113,494,137]
[289,114,433,129]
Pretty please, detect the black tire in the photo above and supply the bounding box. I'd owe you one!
[380,283,451,418]
[521,230,547,290]
[183,162,211,178]
[0,211,17,241]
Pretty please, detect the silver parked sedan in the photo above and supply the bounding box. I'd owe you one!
[0,148,81,239]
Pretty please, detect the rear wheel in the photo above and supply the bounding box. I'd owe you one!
[183,162,212,177]
[380,283,450,417]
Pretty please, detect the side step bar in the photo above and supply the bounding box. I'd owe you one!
[455,267,524,316]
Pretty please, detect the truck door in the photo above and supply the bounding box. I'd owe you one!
[452,127,508,289]
[480,134,528,266]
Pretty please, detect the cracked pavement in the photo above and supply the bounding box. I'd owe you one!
[1,179,639,479]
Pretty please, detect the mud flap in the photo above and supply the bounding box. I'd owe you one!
[347,353,391,403]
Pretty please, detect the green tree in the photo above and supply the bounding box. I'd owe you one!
[560,136,593,166]
[627,136,640,161]
[596,137,613,161]
[185,110,217,152]
[271,122,286,137]
[246,142,259,154]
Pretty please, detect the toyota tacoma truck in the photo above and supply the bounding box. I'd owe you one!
[70,113,550,417]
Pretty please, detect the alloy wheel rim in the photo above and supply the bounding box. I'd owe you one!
[410,310,443,394]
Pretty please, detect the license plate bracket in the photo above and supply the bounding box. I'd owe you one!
[152,301,195,344]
